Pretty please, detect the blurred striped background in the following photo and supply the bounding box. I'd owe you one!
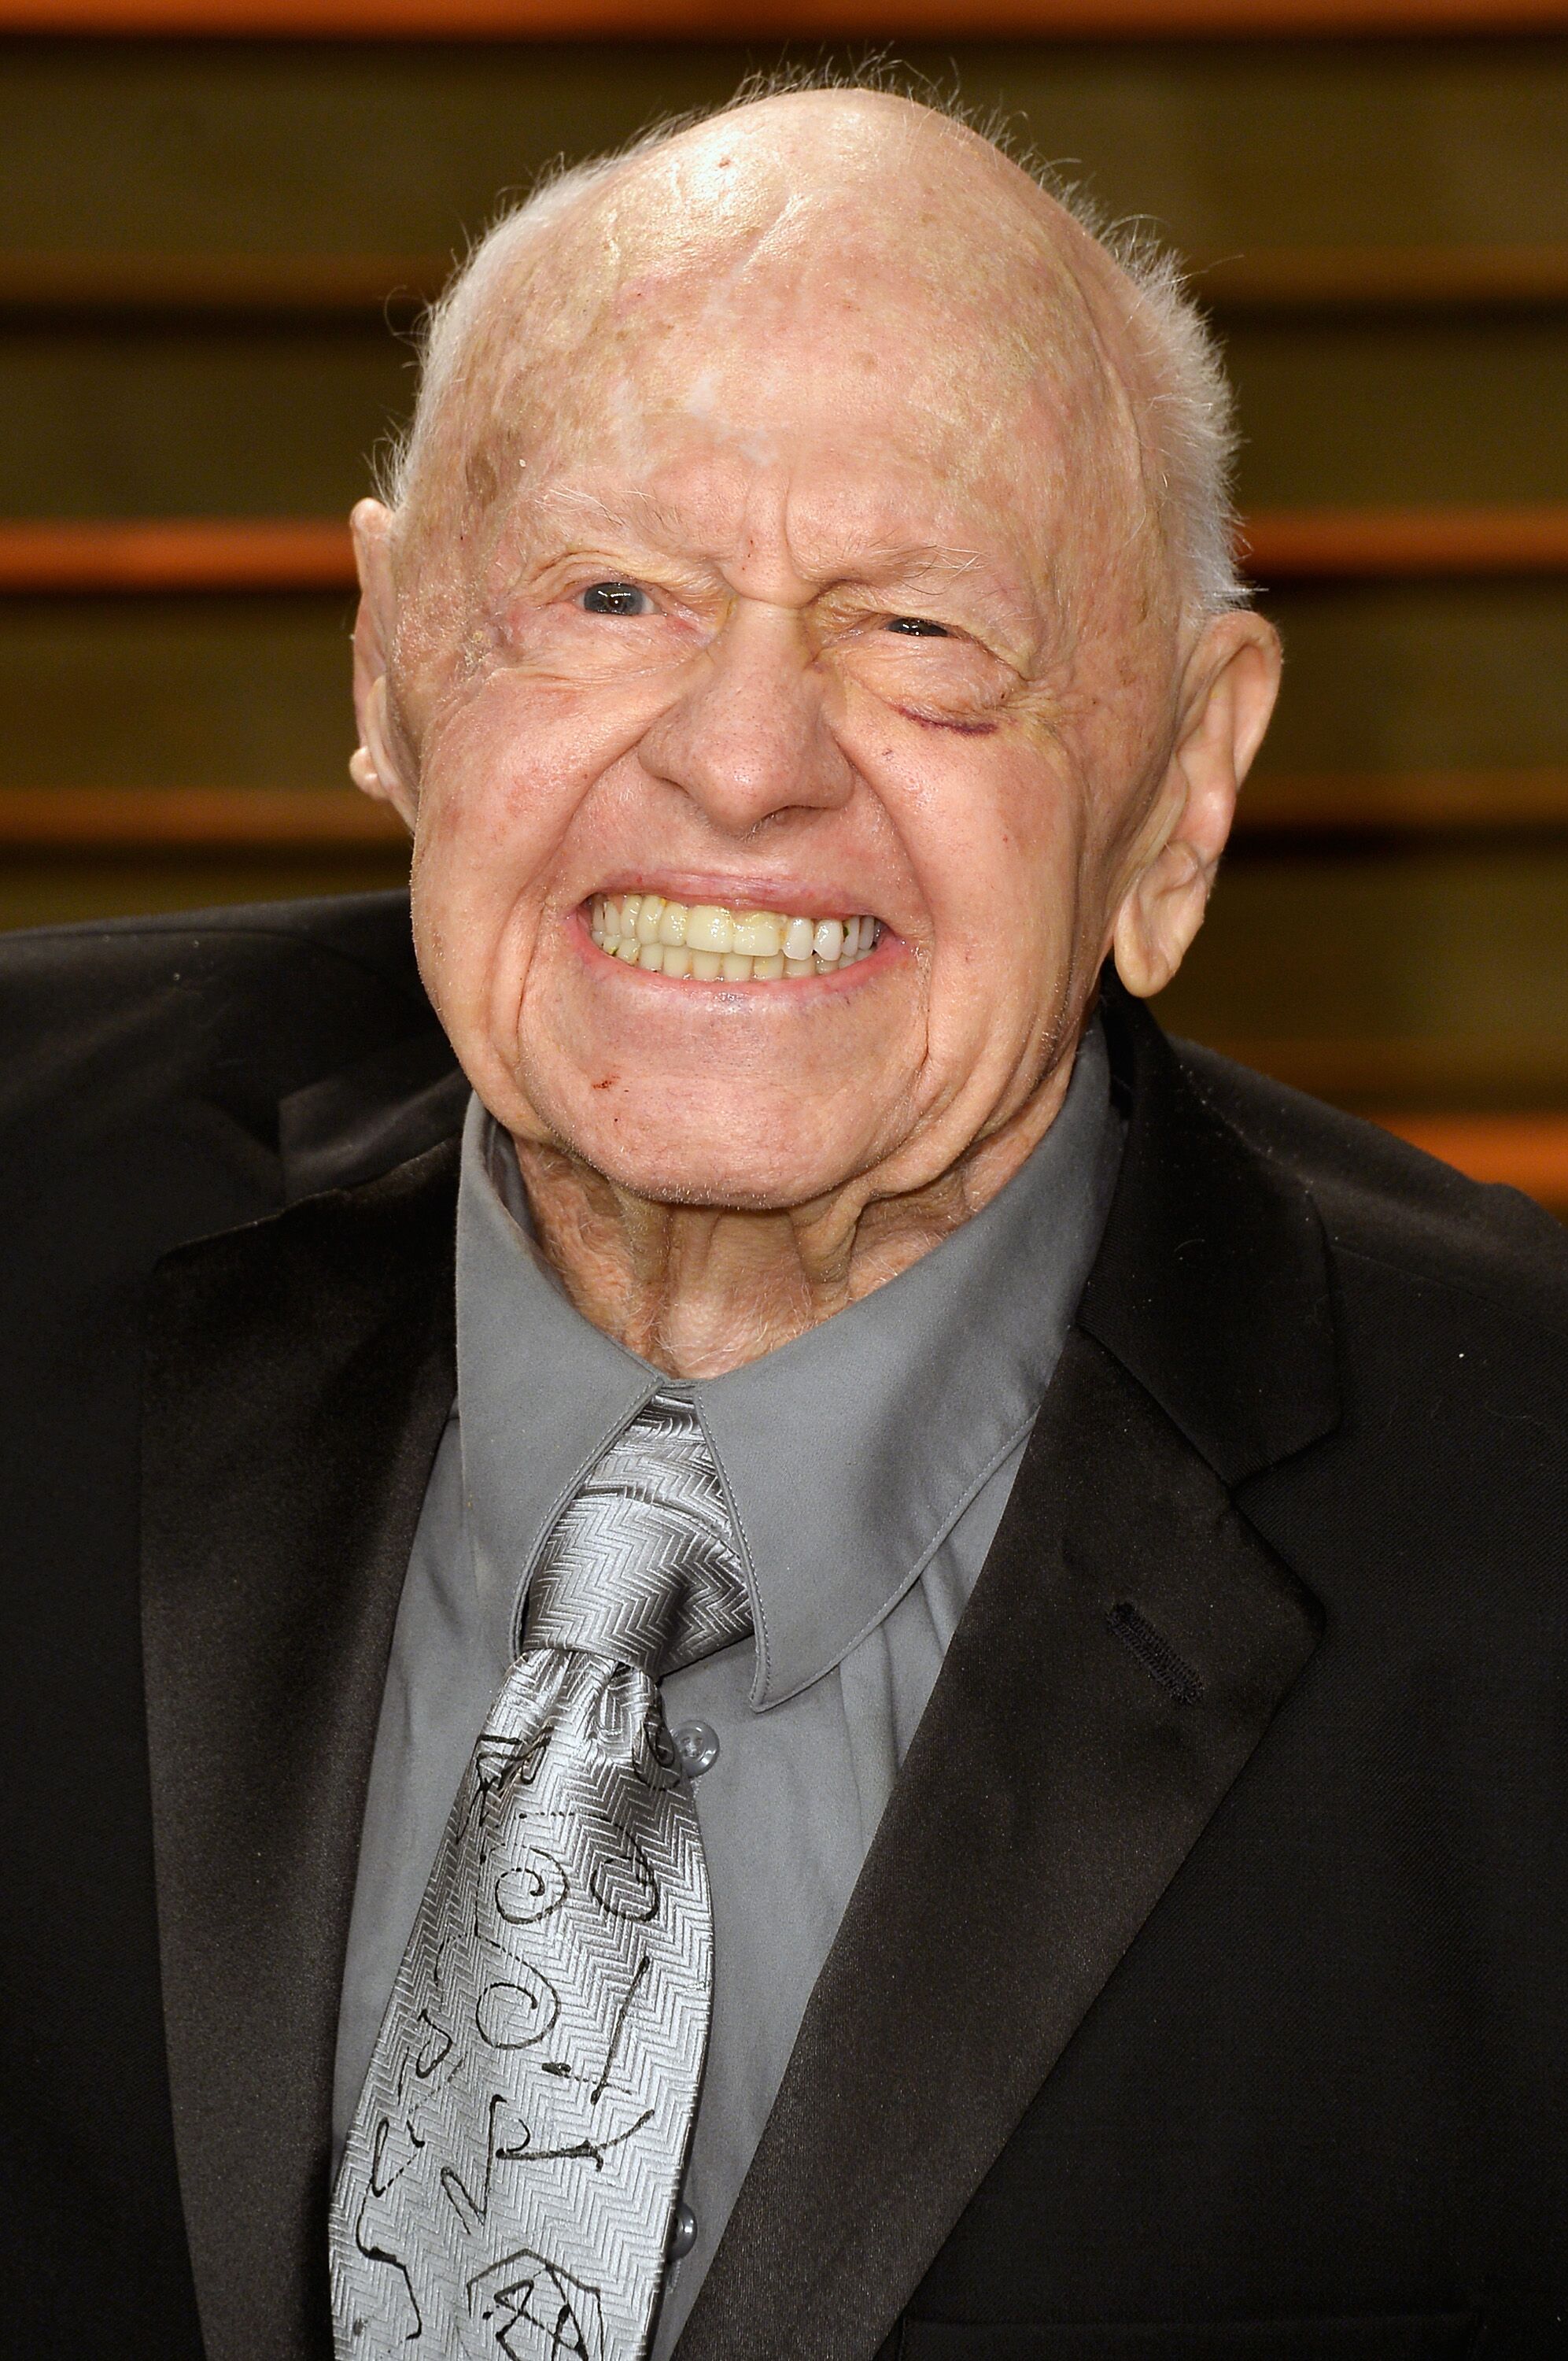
[2,2,1566,1208]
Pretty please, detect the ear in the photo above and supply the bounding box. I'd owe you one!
[1111,610,1281,999]
[349,498,419,828]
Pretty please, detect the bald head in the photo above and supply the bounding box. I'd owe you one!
[388,88,1237,638]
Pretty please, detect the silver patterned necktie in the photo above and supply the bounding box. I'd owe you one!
[330,1391,751,2361]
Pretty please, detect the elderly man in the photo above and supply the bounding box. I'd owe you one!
[2,84,1565,2361]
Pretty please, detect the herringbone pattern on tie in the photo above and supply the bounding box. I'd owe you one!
[330,1394,751,2361]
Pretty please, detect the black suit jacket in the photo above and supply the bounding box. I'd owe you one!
[2,892,1565,2361]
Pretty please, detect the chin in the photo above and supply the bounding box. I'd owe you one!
[557,1108,854,1213]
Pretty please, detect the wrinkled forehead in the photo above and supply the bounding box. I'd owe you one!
[427,139,1131,550]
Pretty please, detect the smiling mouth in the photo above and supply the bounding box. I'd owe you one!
[588,893,882,981]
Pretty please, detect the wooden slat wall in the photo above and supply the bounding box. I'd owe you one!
[1,19,1566,1210]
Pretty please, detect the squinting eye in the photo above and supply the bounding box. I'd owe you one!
[885,615,950,637]
[580,581,654,618]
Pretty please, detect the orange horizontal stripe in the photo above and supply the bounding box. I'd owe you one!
[2,0,1567,34]
[6,778,1568,852]
[0,519,356,593]
[1241,506,1568,578]
[6,776,1565,852]
[6,509,1568,594]
[6,775,1564,847]
[1372,1112,1568,1203]
[0,787,408,849]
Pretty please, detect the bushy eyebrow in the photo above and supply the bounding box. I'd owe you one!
[836,543,981,586]
[517,485,693,555]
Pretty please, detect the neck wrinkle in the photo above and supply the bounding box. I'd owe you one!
[511,1042,1078,1380]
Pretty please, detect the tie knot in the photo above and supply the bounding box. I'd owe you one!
[521,1392,752,1678]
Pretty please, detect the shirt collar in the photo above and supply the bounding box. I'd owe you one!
[456,1018,1120,1709]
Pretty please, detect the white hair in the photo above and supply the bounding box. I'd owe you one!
[382,73,1244,618]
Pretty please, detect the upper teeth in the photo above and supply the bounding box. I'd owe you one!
[589,894,880,981]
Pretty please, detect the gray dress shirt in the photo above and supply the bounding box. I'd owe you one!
[333,1018,1120,2355]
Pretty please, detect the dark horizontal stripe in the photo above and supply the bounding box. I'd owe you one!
[5,246,1567,321]
[1209,1034,1568,1108]
[0,787,407,850]
[0,252,447,318]
[1195,244,1568,312]
[1235,769,1568,835]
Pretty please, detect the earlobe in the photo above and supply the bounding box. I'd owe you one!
[349,668,417,826]
[1112,837,1212,999]
[348,745,383,797]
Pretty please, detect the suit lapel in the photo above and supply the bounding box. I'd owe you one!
[141,1134,460,2361]
[675,1332,1324,2361]
[677,993,1338,2361]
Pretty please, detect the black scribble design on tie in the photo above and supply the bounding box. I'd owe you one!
[494,1846,570,1928]
[413,2009,455,2079]
[498,2108,655,2172]
[540,2060,572,2078]
[370,2115,411,2200]
[591,1953,649,2105]
[467,2248,605,2361]
[476,1966,561,2049]
[440,2093,505,2236]
[476,1727,550,1795]
[587,1825,659,1923]
[352,2181,423,2345]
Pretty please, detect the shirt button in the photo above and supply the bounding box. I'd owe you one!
[673,1720,720,1779]
[668,2200,698,2262]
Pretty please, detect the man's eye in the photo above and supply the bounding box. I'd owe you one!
[885,615,950,637]
[579,581,654,617]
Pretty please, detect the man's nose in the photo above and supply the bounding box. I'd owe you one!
[638,601,855,833]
